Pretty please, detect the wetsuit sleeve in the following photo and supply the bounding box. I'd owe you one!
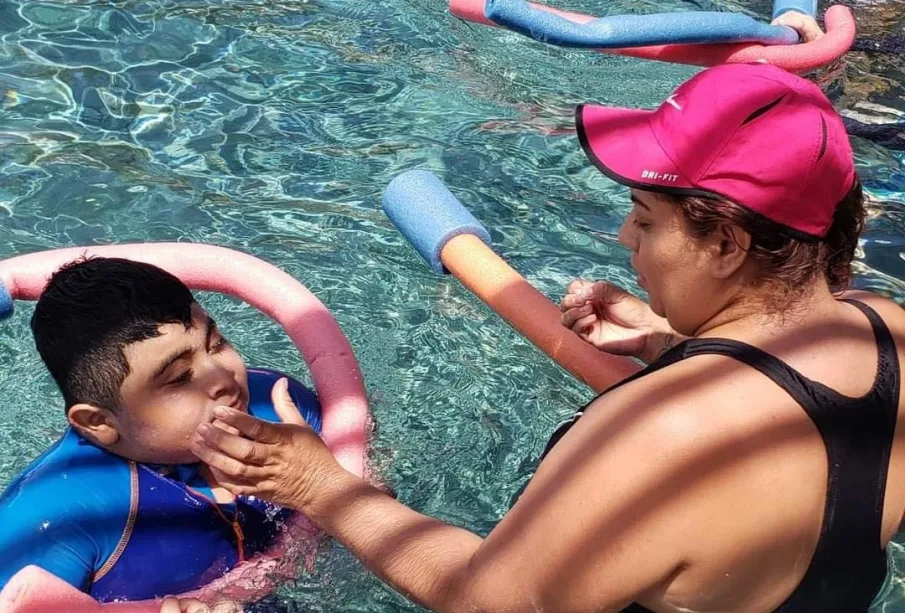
[0,482,98,591]
[0,434,132,594]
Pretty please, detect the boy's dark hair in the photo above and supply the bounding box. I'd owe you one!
[31,257,195,411]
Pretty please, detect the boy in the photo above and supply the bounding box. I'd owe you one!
[0,257,320,602]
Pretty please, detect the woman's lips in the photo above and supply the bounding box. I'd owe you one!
[630,258,644,289]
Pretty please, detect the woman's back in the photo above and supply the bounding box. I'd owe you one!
[563,291,905,612]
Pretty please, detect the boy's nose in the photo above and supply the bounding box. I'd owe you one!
[209,368,241,406]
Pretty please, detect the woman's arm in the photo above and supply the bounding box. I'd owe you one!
[192,375,702,612]
[289,471,484,610]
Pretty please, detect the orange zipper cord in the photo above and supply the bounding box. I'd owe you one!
[195,489,246,563]
[232,514,245,563]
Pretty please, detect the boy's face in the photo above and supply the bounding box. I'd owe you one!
[108,303,249,465]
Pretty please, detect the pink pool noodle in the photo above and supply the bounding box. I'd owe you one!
[441,234,640,392]
[450,0,855,74]
[0,243,371,613]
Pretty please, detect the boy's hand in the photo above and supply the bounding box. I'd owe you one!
[159,596,243,613]
[772,11,825,42]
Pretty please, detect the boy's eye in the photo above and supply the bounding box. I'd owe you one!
[169,370,193,386]
[210,336,230,352]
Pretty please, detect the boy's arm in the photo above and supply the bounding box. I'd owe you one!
[0,496,97,592]
[0,485,98,593]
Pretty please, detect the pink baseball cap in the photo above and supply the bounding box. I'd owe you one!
[576,63,856,238]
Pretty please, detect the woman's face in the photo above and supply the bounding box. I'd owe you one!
[617,189,723,336]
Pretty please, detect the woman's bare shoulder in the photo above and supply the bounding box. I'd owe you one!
[841,290,905,324]
[840,290,905,352]
[576,352,776,449]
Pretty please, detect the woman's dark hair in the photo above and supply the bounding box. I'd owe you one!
[665,178,866,310]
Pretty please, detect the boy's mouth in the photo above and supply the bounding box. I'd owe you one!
[224,390,249,414]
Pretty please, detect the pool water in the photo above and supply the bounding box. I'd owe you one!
[1,0,904,610]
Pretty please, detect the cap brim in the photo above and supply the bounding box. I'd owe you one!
[576,104,696,194]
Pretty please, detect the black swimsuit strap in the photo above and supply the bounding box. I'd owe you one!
[546,300,900,613]
[541,347,688,458]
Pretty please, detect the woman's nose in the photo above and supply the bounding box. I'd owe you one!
[617,212,638,251]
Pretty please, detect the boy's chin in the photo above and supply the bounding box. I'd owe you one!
[155,450,202,466]
[104,434,200,466]
[134,444,201,466]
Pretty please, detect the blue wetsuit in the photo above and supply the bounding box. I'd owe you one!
[0,367,321,602]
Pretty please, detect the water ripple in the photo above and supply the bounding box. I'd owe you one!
[0,0,903,610]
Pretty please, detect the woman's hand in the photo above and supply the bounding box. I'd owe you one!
[560,280,682,363]
[159,597,242,613]
[191,378,342,511]
[772,11,824,43]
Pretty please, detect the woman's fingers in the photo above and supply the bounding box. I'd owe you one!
[561,303,594,328]
[573,313,599,335]
[271,378,309,427]
[587,281,620,305]
[211,406,284,444]
[562,281,629,312]
[562,279,595,311]
[191,441,249,478]
[211,418,240,436]
[560,292,588,311]
[566,278,593,295]
[198,423,270,464]
[192,434,270,481]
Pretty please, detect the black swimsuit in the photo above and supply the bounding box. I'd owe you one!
[541,300,900,613]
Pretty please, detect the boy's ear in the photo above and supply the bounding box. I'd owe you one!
[68,404,121,446]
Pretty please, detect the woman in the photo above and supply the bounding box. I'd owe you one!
[185,62,905,613]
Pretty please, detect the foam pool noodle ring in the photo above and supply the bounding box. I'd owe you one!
[449,0,855,74]
[0,243,371,613]
[383,170,640,394]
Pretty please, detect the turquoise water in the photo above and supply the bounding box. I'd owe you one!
[1,0,904,610]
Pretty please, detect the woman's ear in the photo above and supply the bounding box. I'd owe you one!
[68,404,121,447]
[708,222,752,279]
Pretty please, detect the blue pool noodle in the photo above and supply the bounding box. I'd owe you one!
[382,171,491,274]
[484,0,801,48]
[0,278,12,321]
